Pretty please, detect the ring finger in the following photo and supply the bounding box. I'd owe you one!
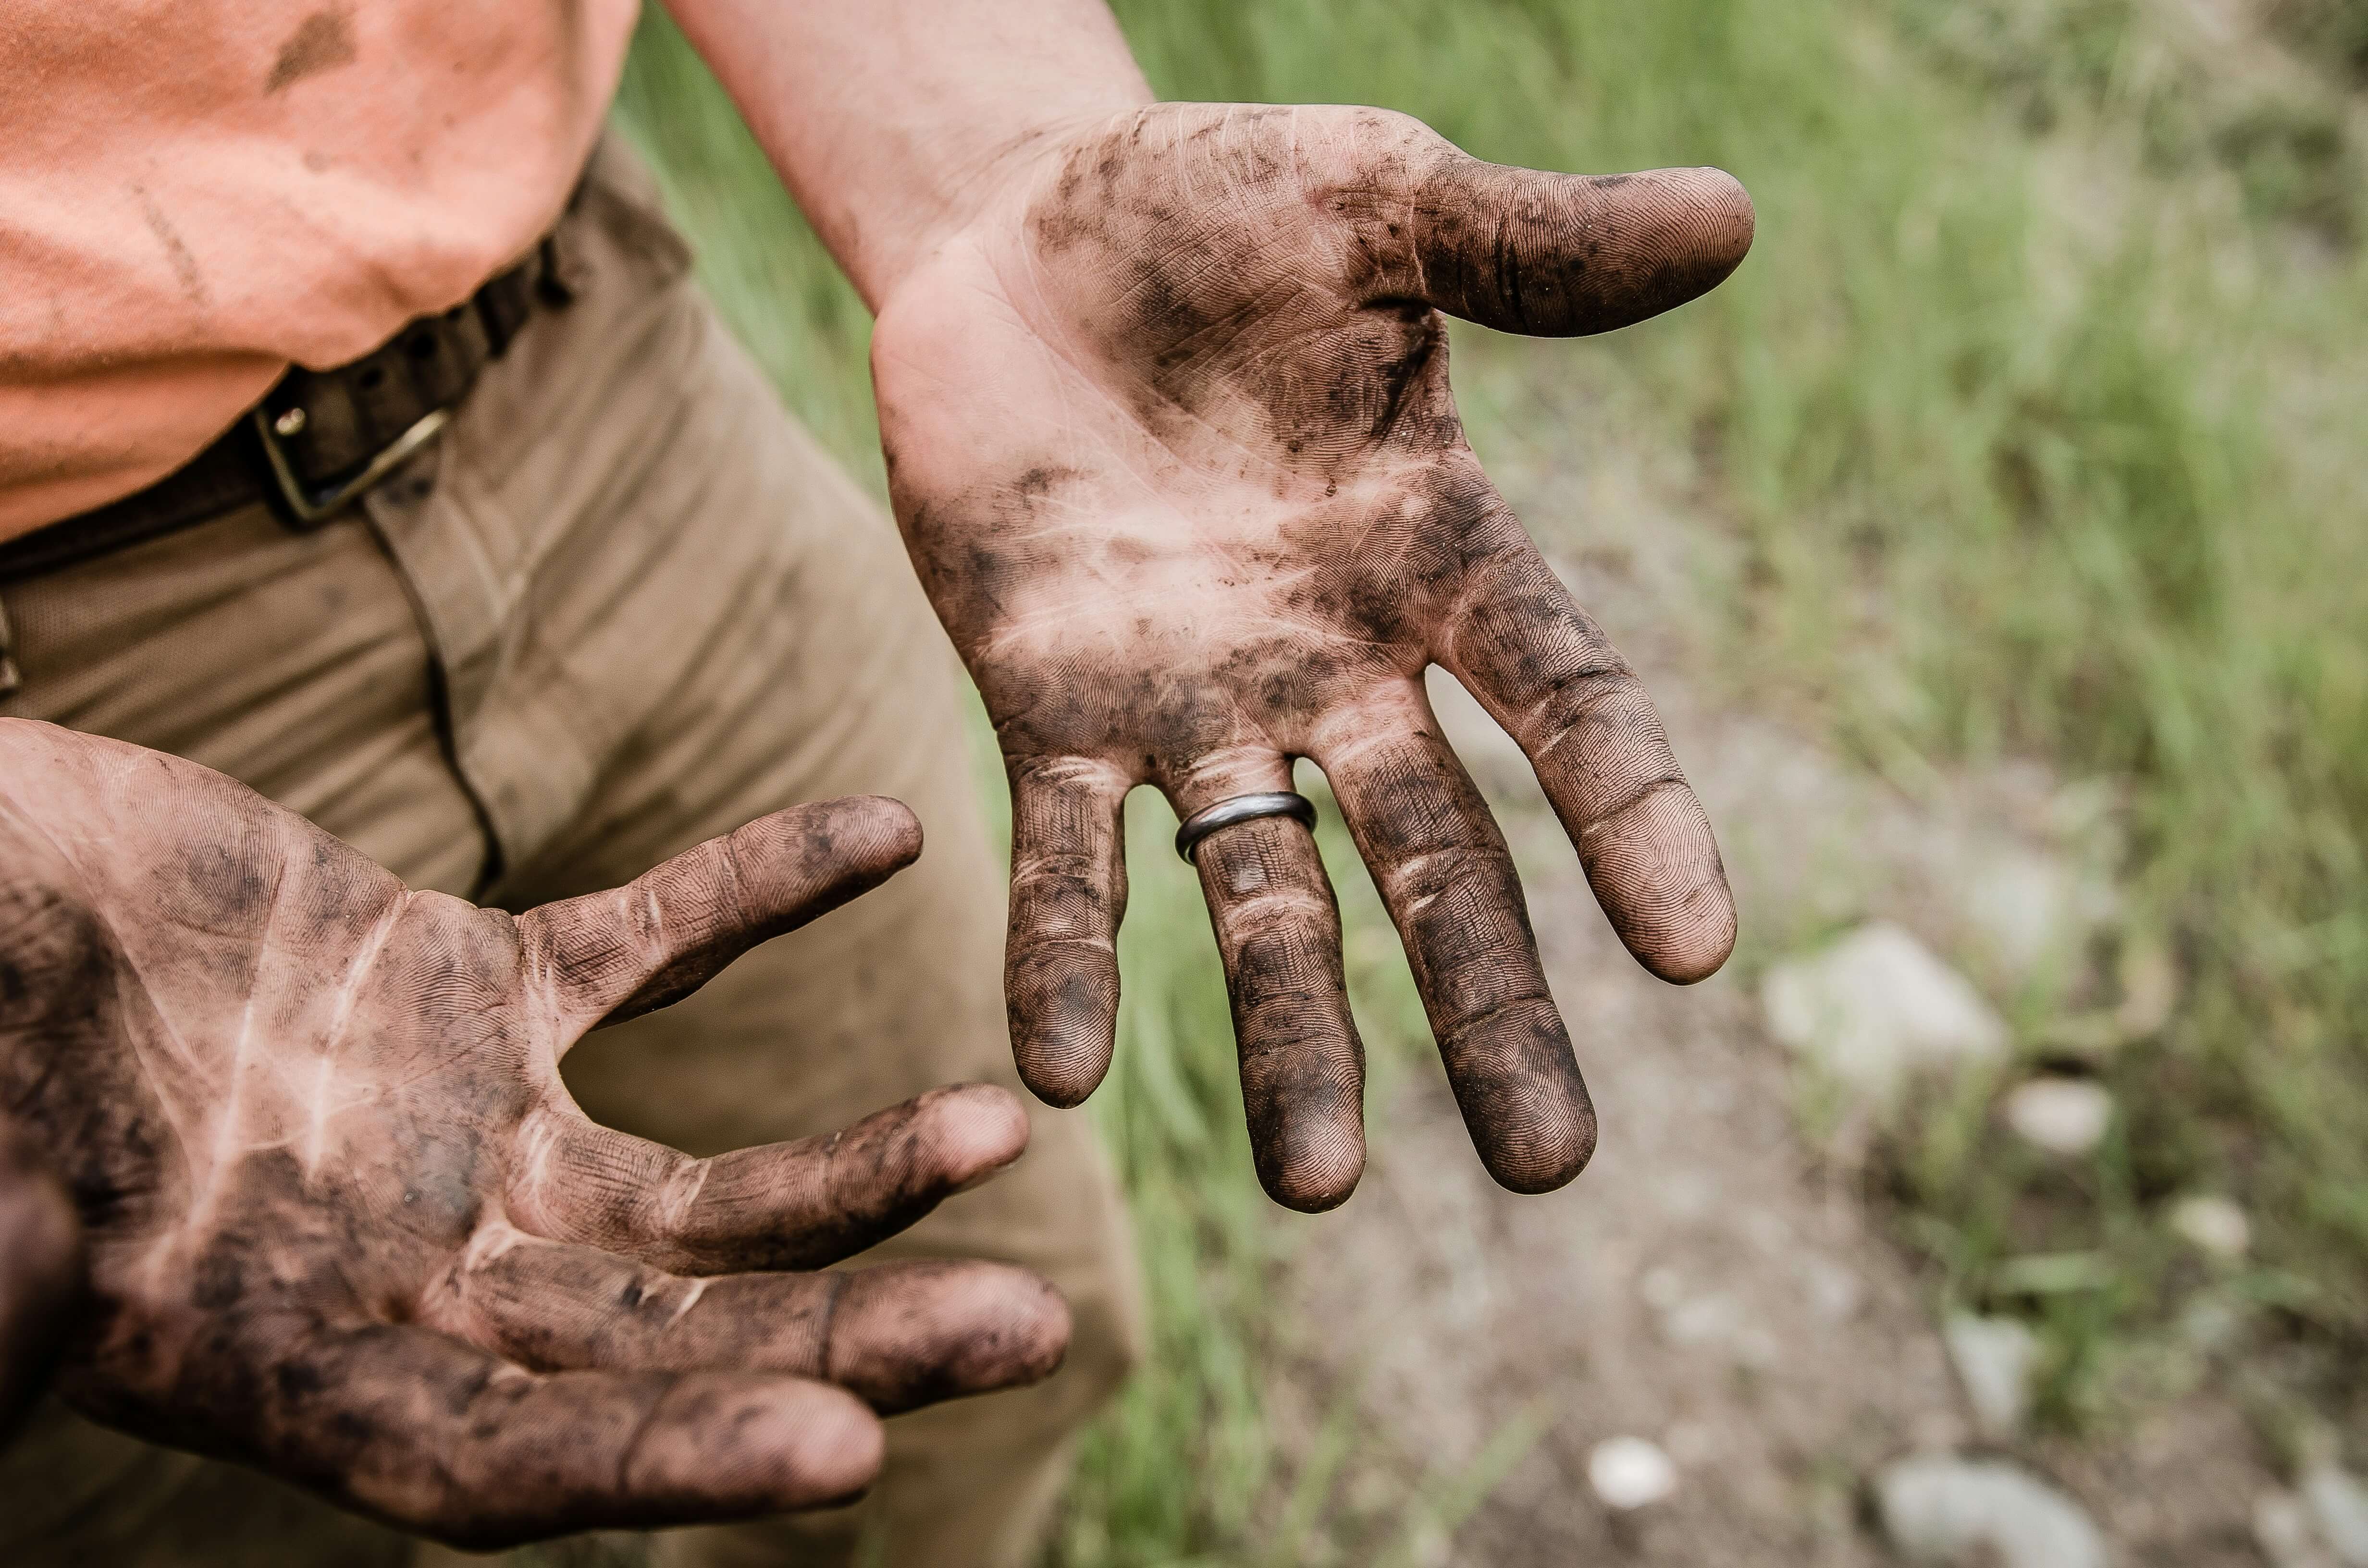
[1166,751,1366,1213]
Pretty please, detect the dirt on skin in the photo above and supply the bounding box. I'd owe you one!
[1264,354,2279,1566]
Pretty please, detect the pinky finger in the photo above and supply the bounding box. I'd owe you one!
[1003,756,1132,1107]
[253,1323,882,1549]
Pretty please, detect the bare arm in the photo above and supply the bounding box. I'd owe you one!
[666,0,1151,306]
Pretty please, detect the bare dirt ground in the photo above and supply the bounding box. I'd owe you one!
[1262,363,2279,1566]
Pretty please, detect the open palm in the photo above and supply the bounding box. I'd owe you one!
[0,723,1065,1546]
[876,103,1751,1211]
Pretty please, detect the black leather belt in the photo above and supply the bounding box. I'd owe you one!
[0,245,569,584]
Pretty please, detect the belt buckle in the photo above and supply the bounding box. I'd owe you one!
[250,404,451,527]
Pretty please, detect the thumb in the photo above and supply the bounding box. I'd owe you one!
[521,796,923,1041]
[1380,155,1753,336]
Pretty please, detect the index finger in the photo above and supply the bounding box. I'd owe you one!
[510,1084,1030,1274]
[1442,518,1736,984]
[520,796,924,1039]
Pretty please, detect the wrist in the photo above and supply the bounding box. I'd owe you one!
[669,0,1154,309]
[860,97,1148,305]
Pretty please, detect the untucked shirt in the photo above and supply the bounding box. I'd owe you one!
[0,0,641,537]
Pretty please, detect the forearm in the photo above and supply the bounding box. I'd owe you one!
[669,0,1152,307]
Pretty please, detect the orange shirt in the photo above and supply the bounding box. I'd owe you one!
[0,0,641,537]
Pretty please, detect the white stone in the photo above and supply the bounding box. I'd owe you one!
[1945,1313,2039,1439]
[2003,1077,2114,1157]
[2259,1490,2345,1568]
[1637,1265,1686,1311]
[1588,1435,1678,1510]
[1663,1292,1739,1347]
[1761,922,2010,1104]
[1801,1256,1865,1323]
[1965,846,2083,982]
[2169,1194,2251,1262]
[2304,1464,2368,1566]
[2178,1295,2244,1352]
[1877,1456,2109,1568]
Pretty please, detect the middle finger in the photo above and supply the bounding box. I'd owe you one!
[509,1084,1029,1274]
[1171,760,1368,1213]
[1312,696,1595,1194]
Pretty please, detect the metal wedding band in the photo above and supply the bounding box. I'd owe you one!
[1173,791,1318,863]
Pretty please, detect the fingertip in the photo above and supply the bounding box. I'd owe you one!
[1438,999,1598,1195]
[1005,976,1116,1110]
[821,794,925,876]
[1581,781,1738,985]
[607,1377,884,1519]
[769,1383,886,1507]
[1606,164,1756,316]
[1478,1098,1598,1196]
[953,1266,1075,1390]
[1020,1274,1074,1384]
[1638,885,1738,985]
[833,1263,1073,1412]
[917,1083,1031,1191]
[1248,1102,1367,1213]
[1259,1140,1365,1214]
[1683,165,1756,272]
[1016,1064,1097,1111]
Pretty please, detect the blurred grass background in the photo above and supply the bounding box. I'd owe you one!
[616,0,2366,1558]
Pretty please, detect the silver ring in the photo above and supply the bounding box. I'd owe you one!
[1173,791,1317,863]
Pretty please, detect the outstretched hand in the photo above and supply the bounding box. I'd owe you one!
[875,104,1748,1211]
[0,721,1067,1547]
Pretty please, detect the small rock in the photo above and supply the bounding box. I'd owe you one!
[1801,1256,1865,1323]
[2178,1294,2245,1352]
[1663,1293,1739,1347]
[2003,1077,2113,1156]
[1405,1519,1452,1568]
[1637,1265,1686,1312]
[1762,922,2010,1104]
[1651,1290,1780,1370]
[1877,1456,2108,1568]
[1589,1435,1677,1510]
[2304,1464,2368,1566]
[1965,847,2085,983]
[2168,1194,2250,1262]
[2258,1490,2343,1568]
[1945,1314,2039,1440]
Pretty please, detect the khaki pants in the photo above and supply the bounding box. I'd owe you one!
[0,139,1142,1568]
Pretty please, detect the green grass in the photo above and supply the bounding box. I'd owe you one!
[618,0,2368,1550]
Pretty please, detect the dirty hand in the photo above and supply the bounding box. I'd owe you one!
[0,721,1067,1547]
[875,103,1751,1212]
